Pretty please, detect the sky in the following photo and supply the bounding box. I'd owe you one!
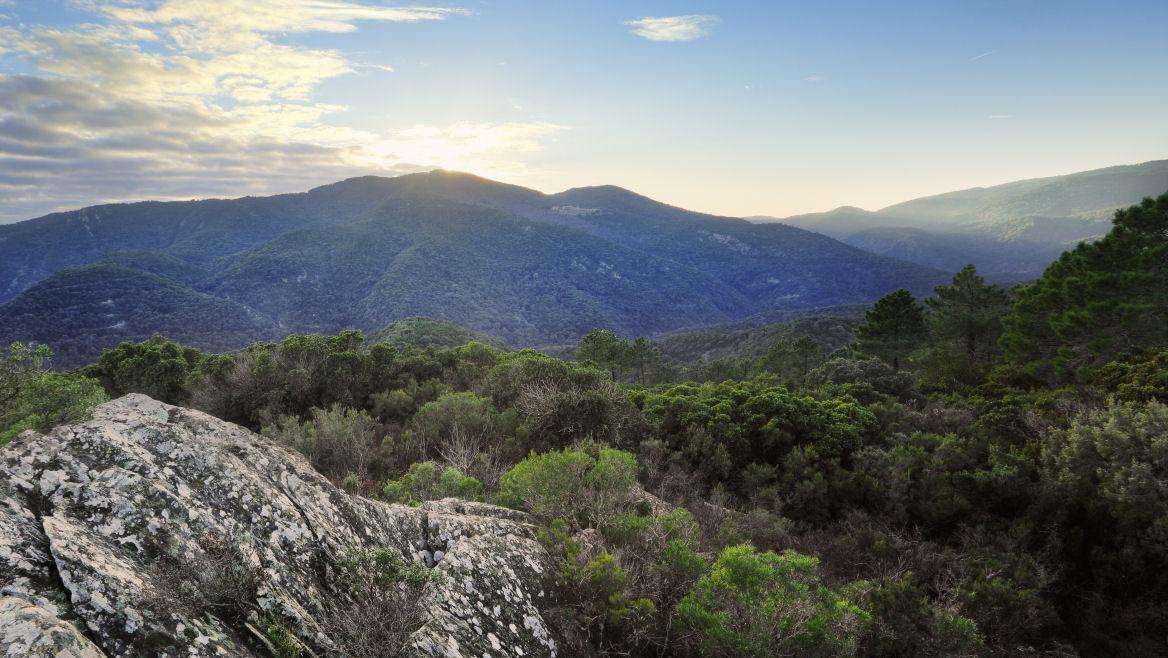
[0,0,1165,223]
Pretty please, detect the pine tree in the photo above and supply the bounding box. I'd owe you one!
[576,329,632,379]
[757,336,824,385]
[923,265,1011,382]
[1001,194,1168,385]
[854,289,926,371]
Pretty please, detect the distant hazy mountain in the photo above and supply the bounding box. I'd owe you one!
[0,171,944,365]
[758,159,1168,280]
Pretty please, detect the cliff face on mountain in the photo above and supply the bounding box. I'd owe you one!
[0,394,557,657]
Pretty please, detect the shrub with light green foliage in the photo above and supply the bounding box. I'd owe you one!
[1,342,107,445]
[403,391,510,465]
[382,461,482,504]
[1094,349,1168,403]
[263,404,378,479]
[499,447,638,527]
[679,544,870,658]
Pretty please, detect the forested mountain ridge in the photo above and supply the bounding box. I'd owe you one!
[0,172,946,365]
[760,159,1168,280]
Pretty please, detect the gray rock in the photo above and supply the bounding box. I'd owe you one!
[0,394,557,657]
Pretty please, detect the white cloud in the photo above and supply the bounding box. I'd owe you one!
[0,1,572,222]
[803,75,827,83]
[358,62,396,73]
[624,15,719,42]
[969,50,996,61]
[987,114,1013,120]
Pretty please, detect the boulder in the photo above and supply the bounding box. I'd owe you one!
[0,394,557,657]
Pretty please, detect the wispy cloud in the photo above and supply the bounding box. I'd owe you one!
[987,114,1013,120]
[357,63,396,73]
[624,15,719,42]
[969,50,996,61]
[0,1,571,222]
[803,75,827,83]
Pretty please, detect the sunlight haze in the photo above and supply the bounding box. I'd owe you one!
[0,0,1165,222]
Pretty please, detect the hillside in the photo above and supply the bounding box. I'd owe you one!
[761,159,1168,280]
[653,308,864,365]
[0,264,279,367]
[0,172,946,363]
[369,317,505,351]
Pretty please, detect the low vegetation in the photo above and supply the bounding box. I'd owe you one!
[3,194,1166,655]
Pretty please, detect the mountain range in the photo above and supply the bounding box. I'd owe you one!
[3,160,1164,366]
[756,159,1168,280]
[0,172,946,365]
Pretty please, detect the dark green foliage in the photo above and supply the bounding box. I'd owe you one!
[756,335,826,385]
[483,350,641,454]
[1040,401,1168,653]
[81,335,206,404]
[633,380,876,519]
[850,574,983,656]
[920,265,1011,383]
[575,329,632,378]
[854,289,926,371]
[0,264,277,367]
[805,357,916,403]
[575,329,667,384]
[652,308,863,372]
[192,330,407,429]
[1001,193,1168,385]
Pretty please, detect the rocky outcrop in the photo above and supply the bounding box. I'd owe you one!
[0,394,557,657]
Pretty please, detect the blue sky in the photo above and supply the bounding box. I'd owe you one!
[0,0,1165,222]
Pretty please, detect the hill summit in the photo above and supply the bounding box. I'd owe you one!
[0,172,944,365]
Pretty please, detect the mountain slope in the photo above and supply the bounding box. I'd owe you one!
[766,159,1168,280]
[369,317,505,350]
[880,159,1168,227]
[0,177,408,303]
[0,171,949,362]
[0,264,279,366]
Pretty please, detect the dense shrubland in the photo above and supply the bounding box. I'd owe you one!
[2,194,1166,656]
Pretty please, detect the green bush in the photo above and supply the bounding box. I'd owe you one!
[849,574,983,656]
[382,461,482,504]
[1,343,107,445]
[81,335,205,404]
[321,547,436,657]
[263,404,379,480]
[499,447,638,527]
[633,380,877,516]
[679,544,870,657]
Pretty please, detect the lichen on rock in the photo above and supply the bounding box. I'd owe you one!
[0,394,558,657]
